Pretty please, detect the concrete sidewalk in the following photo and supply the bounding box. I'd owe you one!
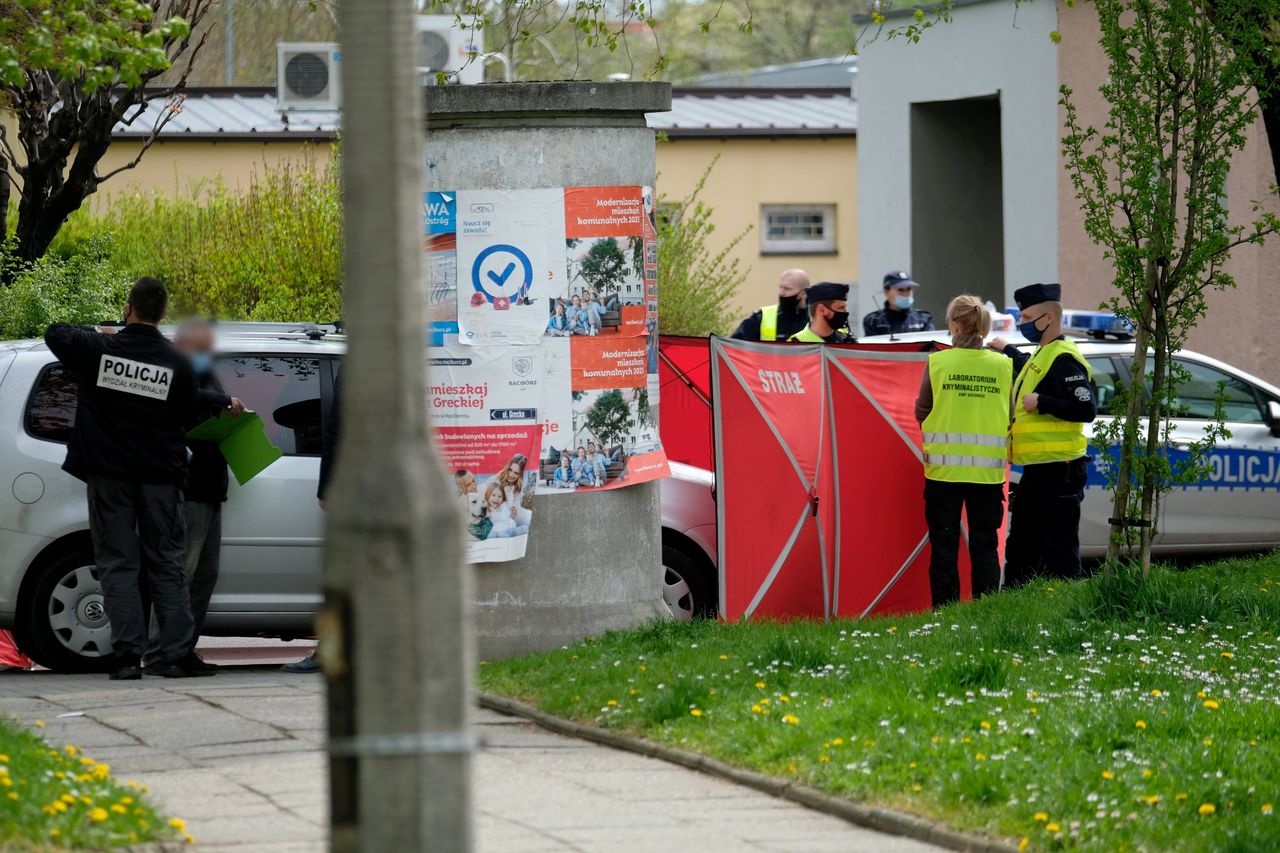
[0,668,938,853]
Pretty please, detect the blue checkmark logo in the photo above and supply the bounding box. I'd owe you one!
[472,244,533,304]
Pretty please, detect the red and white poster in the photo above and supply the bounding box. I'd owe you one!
[429,340,542,563]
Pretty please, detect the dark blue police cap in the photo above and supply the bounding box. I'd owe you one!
[1013,282,1062,309]
[883,270,919,288]
[805,281,849,303]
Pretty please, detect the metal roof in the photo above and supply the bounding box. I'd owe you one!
[686,56,858,89]
[112,86,856,141]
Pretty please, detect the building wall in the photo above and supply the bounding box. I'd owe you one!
[857,0,1061,313]
[1056,0,1280,382]
[638,136,858,325]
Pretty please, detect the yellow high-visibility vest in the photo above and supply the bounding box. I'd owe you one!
[788,325,824,342]
[1010,338,1092,465]
[921,347,1012,484]
[759,305,779,341]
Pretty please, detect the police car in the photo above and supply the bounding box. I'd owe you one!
[0,325,718,672]
[862,316,1280,557]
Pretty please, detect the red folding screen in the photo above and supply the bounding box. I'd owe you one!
[711,337,997,621]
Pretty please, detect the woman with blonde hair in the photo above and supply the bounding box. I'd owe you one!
[913,295,1012,607]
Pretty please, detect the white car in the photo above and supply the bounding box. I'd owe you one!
[0,326,718,672]
[861,328,1280,556]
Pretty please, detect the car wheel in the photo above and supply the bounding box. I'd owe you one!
[661,543,715,622]
[21,550,116,673]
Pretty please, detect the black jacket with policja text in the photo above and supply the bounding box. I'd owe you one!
[45,323,199,484]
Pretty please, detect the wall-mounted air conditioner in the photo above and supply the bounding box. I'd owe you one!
[416,15,483,85]
[277,42,342,111]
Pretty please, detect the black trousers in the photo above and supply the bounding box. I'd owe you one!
[86,475,194,663]
[924,479,1005,608]
[1004,457,1088,587]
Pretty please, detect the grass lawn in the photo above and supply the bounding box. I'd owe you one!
[479,553,1280,851]
[0,718,183,850]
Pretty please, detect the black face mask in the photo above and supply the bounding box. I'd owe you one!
[778,294,801,314]
[826,310,850,330]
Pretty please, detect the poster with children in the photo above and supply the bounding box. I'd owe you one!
[428,340,542,563]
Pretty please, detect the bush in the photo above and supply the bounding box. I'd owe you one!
[0,236,133,339]
[43,147,342,324]
[657,154,750,337]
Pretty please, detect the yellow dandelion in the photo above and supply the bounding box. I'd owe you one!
[1046,822,1062,832]
[1135,720,1147,730]
[1033,812,1049,822]
[975,753,987,762]
[0,777,8,788]
[912,783,923,792]
[1151,689,1162,696]
[168,818,187,832]
[1203,700,1220,710]
[832,738,844,746]
[1220,652,1234,659]
[778,695,790,703]
[1199,803,1216,816]
[1176,792,1189,801]
[1019,839,1029,852]
[64,745,77,756]
[50,828,61,838]
[1143,769,1153,778]
[184,833,197,844]
[0,754,7,763]
[755,681,766,689]
[61,794,75,804]
[719,654,728,660]
[1262,803,1274,815]
[90,807,109,822]
[1141,794,1160,805]
[782,714,800,725]
[1204,738,1214,746]
[1102,770,1115,780]
[751,704,763,714]
[53,801,68,813]
[606,699,618,706]
[111,803,127,814]
[981,721,992,730]
[1029,707,1038,715]
[34,720,44,728]
[6,791,16,801]
[690,708,703,717]
[1197,690,1207,698]
[92,763,110,779]
[818,754,830,763]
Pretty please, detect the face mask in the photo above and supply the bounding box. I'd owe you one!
[827,310,850,330]
[893,295,914,310]
[1018,319,1045,344]
[190,352,213,375]
[779,294,801,313]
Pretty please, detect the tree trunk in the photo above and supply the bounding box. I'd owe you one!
[1105,282,1156,567]
[325,0,472,849]
[1137,325,1169,576]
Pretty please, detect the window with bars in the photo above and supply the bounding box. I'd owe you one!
[760,204,836,254]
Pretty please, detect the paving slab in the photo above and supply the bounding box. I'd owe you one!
[1,660,942,853]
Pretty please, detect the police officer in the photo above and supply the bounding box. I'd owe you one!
[788,281,856,343]
[862,270,935,337]
[990,283,1097,584]
[44,278,205,680]
[915,295,1011,607]
[730,269,810,341]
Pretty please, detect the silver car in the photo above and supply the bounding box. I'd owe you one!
[0,327,718,672]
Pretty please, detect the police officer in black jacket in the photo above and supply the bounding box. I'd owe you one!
[45,278,205,680]
[862,271,936,337]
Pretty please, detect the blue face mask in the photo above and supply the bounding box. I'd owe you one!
[190,352,213,375]
[1018,319,1045,343]
[893,294,914,310]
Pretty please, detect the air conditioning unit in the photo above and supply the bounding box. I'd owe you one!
[416,15,483,85]
[277,42,341,111]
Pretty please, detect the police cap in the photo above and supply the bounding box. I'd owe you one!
[1013,282,1063,309]
[805,281,849,303]
[882,270,919,288]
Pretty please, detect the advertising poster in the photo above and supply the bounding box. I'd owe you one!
[557,186,653,340]
[537,333,669,494]
[456,189,568,346]
[424,190,459,344]
[429,340,542,563]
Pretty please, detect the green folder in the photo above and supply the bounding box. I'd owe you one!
[186,411,283,486]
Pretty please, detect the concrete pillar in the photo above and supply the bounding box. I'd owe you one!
[425,81,673,660]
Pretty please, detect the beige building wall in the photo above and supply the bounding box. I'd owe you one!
[1056,0,1280,382]
[655,136,858,326]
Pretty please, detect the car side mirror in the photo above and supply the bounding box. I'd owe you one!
[1267,400,1280,438]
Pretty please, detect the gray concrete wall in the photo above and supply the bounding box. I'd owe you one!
[425,82,673,660]
[856,0,1060,313]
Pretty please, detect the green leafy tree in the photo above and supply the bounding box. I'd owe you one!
[585,388,632,448]
[1060,0,1280,573]
[578,237,627,293]
[0,0,214,271]
[656,154,750,336]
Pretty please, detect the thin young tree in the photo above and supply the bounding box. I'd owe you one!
[0,0,216,270]
[1060,0,1280,572]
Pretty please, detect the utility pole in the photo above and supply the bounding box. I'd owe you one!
[324,0,473,849]
[222,0,234,86]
